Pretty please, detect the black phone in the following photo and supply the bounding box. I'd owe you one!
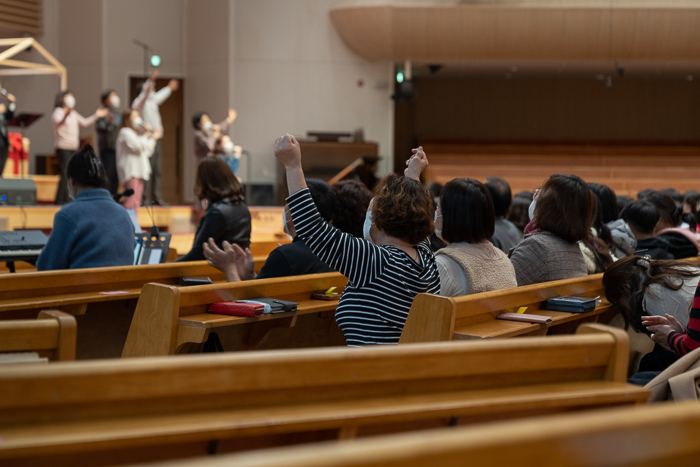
[181,277,213,287]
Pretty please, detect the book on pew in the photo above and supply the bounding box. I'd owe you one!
[496,313,552,324]
[544,296,597,313]
[208,299,299,317]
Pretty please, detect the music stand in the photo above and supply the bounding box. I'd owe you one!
[7,113,43,179]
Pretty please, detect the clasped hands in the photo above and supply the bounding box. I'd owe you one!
[203,238,255,282]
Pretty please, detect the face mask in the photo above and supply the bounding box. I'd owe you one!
[109,95,120,108]
[64,95,76,109]
[282,210,290,236]
[132,116,144,128]
[434,210,443,239]
[223,141,235,154]
[528,199,537,221]
[363,209,374,244]
[202,121,213,131]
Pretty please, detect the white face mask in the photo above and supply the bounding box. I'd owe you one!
[222,141,235,154]
[434,210,443,239]
[528,199,537,221]
[282,210,291,236]
[109,95,120,108]
[132,116,144,129]
[202,121,213,131]
[64,95,76,109]
[363,209,374,244]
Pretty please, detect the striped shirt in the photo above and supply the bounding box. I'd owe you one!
[668,283,700,355]
[288,189,440,346]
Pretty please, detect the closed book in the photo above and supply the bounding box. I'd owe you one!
[496,312,552,324]
[209,302,264,317]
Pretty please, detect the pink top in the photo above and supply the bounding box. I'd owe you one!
[51,107,99,150]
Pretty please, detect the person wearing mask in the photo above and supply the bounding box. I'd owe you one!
[116,110,161,212]
[435,178,517,297]
[193,110,237,160]
[505,190,533,237]
[273,136,438,346]
[132,70,179,206]
[95,90,122,195]
[647,191,700,259]
[621,200,673,260]
[485,177,521,253]
[51,90,108,205]
[510,174,590,286]
[203,178,337,280]
[213,134,243,177]
[0,82,17,177]
[176,157,251,262]
[588,182,636,258]
[36,145,135,270]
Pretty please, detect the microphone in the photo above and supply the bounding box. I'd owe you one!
[113,188,135,203]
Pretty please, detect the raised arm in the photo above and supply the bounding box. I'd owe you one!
[276,134,387,287]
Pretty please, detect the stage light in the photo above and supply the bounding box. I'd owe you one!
[150,55,161,67]
[396,72,404,83]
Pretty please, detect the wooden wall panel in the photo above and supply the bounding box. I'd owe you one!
[330,5,700,62]
[0,0,42,36]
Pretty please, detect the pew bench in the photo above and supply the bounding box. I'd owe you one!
[122,272,349,357]
[142,401,700,467]
[0,310,76,363]
[0,323,648,466]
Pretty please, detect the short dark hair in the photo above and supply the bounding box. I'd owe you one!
[194,157,244,203]
[54,90,72,108]
[192,112,208,130]
[485,177,512,217]
[332,180,372,237]
[373,173,433,245]
[617,195,633,214]
[637,188,655,200]
[588,183,619,223]
[535,174,593,244]
[660,188,683,205]
[683,191,700,214]
[100,90,115,105]
[621,200,660,235]
[647,191,681,227]
[66,145,109,189]
[440,178,495,244]
[306,178,336,222]
[428,182,443,199]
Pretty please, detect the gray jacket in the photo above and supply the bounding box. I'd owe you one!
[606,219,637,258]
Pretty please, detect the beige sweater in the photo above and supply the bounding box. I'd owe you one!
[436,242,518,297]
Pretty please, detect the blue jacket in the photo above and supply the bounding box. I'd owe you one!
[37,188,135,270]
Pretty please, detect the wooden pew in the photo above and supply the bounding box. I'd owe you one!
[401,256,700,343]
[0,310,76,363]
[122,272,348,357]
[137,401,700,467]
[0,323,648,466]
[0,262,227,359]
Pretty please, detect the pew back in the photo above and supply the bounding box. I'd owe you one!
[0,324,648,466]
[138,401,700,467]
[122,272,348,357]
[0,310,76,362]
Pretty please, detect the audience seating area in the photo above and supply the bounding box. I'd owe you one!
[0,310,76,363]
[422,144,700,196]
[0,323,648,467]
[139,401,700,467]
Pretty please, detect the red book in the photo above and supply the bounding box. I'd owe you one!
[209,302,264,317]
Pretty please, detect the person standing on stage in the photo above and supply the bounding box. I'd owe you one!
[52,90,108,205]
[0,82,17,177]
[132,70,179,206]
[95,90,122,195]
[192,109,237,160]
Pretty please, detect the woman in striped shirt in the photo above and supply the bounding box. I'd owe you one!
[276,134,439,346]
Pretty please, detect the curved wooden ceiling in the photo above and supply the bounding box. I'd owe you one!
[330,5,700,63]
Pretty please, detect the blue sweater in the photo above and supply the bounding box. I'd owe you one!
[37,188,136,271]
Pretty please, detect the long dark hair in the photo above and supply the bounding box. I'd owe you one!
[648,191,697,232]
[535,174,593,244]
[194,157,244,204]
[603,255,700,333]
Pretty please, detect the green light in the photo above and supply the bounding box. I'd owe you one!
[397,72,404,83]
[150,55,161,67]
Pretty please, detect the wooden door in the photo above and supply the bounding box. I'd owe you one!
[129,77,184,205]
